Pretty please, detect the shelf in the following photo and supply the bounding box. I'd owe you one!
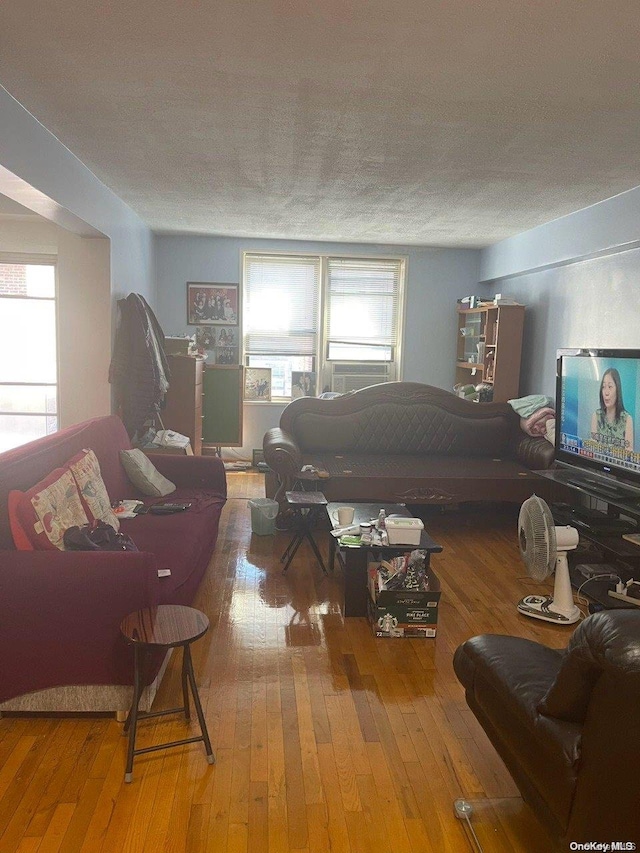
[537,468,640,520]
[454,302,524,403]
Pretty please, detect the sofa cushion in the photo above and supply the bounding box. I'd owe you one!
[118,487,225,600]
[67,449,120,531]
[120,449,176,497]
[8,467,89,550]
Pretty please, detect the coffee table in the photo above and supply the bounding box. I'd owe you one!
[326,502,442,617]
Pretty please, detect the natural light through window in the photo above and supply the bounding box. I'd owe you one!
[0,261,58,451]
[243,252,404,398]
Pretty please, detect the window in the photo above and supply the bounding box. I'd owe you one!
[326,257,402,362]
[0,260,58,452]
[243,252,404,399]
[243,254,320,398]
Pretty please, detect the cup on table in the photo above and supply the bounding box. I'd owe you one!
[332,506,355,526]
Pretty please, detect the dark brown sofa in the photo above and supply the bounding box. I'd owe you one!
[454,609,640,845]
[263,382,558,505]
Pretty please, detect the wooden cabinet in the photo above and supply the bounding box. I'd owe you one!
[161,355,204,454]
[455,304,525,402]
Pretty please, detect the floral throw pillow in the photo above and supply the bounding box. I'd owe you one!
[8,467,89,550]
[67,449,120,532]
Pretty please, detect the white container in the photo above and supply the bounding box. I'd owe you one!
[385,517,424,545]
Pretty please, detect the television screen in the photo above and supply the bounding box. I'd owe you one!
[556,349,640,488]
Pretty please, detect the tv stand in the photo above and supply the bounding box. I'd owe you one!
[536,467,640,608]
[538,467,640,516]
[566,478,631,502]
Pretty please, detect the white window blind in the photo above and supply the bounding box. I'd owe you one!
[326,257,402,361]
[244,254,320,356]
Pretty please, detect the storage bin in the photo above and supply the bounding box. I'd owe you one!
[248,498,279,535]
[385,517,424,545]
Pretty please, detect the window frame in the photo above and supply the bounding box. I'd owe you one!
[0,254,59,449]
[241,250,406,401]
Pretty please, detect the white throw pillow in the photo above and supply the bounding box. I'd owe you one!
[120,449,176,497]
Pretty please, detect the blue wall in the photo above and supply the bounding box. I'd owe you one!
[155,234,479,455]
[155,234,479,387]
[478,183,640,400]
[0,86,154,302]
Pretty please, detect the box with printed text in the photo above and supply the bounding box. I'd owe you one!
[367,560,441,638]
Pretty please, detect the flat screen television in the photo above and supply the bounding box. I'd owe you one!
[556,348,640,497]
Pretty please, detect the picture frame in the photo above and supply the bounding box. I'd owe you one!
[291,371,316,398]
[245,367,272,401]
[215,346,239,365]
[195,326,216,350]
[187,282,239,326]
[215,326,237,348]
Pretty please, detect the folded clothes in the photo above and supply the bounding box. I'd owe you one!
[521,407,556,437]
[508,394,554,418]
[545,418,555,444]
[527,406,556,426]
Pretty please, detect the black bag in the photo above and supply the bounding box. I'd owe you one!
[63,520,138,552]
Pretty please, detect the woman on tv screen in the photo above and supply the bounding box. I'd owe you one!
[590,367,634,452]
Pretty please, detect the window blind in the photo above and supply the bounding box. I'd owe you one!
[244,254,320,356]
[326,257,402,356]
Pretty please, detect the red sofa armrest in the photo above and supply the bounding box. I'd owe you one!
[143,453,227,497]
[0,550,160,702]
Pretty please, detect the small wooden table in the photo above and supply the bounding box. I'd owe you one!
[120,605,215,782]
[326,502,443,617]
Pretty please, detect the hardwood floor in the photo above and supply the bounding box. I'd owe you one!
[0,473,568,852]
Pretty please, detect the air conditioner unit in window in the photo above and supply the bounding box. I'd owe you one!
[330,362,394,393]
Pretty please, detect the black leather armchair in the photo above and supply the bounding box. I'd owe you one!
[454,610,640,846]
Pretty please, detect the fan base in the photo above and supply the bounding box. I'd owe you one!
[517,595,581,625]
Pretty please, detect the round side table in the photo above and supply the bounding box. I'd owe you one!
[120,604,215,782]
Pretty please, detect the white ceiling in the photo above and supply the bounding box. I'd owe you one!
[1,1,639,247]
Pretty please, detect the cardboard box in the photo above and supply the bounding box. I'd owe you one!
[367,563,441,638]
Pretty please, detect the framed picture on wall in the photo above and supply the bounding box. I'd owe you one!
[195,326,216,350]
[187,282,239,325]
[215,346,239,365]
[245,367,272,401]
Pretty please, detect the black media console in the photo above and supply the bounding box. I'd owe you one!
[537,466,640,610]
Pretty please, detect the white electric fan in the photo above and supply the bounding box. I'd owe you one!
[517,495,581,625]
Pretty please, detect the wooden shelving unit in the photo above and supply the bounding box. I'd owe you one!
[455,303,525,402]
[162,354,204,454]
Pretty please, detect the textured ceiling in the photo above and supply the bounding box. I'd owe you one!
[1,1,640,247]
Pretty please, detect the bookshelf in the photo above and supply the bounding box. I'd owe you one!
[455,303,525,402]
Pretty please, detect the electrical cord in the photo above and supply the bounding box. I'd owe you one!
[575,573,621,613]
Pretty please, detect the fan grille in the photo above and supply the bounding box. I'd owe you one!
[518,495,556,581]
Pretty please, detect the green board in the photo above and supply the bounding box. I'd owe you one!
[202,366,244,446]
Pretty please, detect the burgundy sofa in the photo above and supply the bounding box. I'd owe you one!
[0,415,226,715]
